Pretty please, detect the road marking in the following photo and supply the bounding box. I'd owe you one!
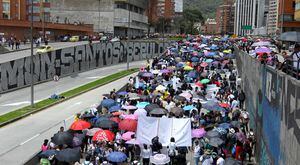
[19,134,40,146]
[86,76,103,79]
[1,101,30,106]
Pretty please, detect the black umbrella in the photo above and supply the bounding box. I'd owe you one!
[94,119,118,129]
[170,107,184,117]
[39,150,57,158]
[279,31,300,42]
[173,95,186,102]
[81,113,95,119]
[55,148,81,163]
[205,130,221,139]
[145,104,160,112]
[225,157,242,165]
[150,108,168,115]
[52,131,73,146]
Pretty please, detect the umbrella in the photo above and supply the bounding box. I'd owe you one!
[184,66,193,71]
[218,123,231,129]
[70,120,91,131]
[205,59,214,63]
[195,82,203,88]
[200,79,210,84]
[126,138,140,145]
[219,103,230,108]
[92,130,115,142]
[109,105,121,112]
[255,47,271,54]
[203,100,225,111]
[101,99,116,108]
[188,71,197,78]
[128,93,140,100]
[122,131,135,141]
[110,117,121,123]
[142,72,154,78]
[39,150,57,158]
[86,128,102,136]
[119,119,138,132]
[52,131,73,146]
[191,57,199,62]
[56,148,81,163]
[200,62,208,67]
[225,157,242,165]
[170,107,184,117]
[205,130,221,139]
[214,127,227,135]
[81,113,95,119]
[179,92,192,99]
[136,102,150,109]
[176,62,185,68]
[121,105,138,111]
[183,105,195,111]
[117,91,128,96]
[208,137,224,147]
[145,104,160,112]
[107,151,127,163]
[94,119,118,129]
[160,69,171,74]
[121,114,138,120]
[173,95,186,102]
[152,70,160,74]
[150,108,168,115]
[279,31,300,42]
[134,108,147,116]
[72,135,84,147]
[156,85,167,91]
[192,128,206,138]
[251,41,271,47]
[150,154,170,165]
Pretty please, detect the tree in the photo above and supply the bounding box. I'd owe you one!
[183,9,204,34]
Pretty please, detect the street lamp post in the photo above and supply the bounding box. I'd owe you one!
[30,0,34,107]
[127,0,131,70]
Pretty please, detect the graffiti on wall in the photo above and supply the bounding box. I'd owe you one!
[0,41,169,93]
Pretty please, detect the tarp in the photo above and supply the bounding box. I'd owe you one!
[136,116,192,146]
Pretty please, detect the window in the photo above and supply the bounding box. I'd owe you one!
[2,2,10,12]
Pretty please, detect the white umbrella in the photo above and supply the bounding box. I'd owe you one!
[150,154,170,165]
[134,108,147,116]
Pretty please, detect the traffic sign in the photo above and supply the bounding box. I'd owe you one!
[242,25,252,30]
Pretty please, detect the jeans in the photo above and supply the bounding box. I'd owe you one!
[194,157,200,165]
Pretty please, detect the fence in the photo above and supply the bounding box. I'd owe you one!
[236,50,300,165]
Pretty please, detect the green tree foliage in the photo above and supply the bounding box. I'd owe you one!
[184,0,223,19]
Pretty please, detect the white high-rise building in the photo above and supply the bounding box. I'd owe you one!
[267,0,278,35]
[234,0,267,36]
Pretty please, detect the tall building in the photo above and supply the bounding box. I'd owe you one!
[296,0,300,21]
[148,0,175,23]
[0,0,26,20]
[27,0,50,22]
[234,0,268,36]
[203,18,218,34]
[278,0,300,33]
[50,0,149,37]
[267,0,278,35]
[216,0,235,35]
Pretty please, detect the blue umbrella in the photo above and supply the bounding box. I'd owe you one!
[183,105,195,111]
[205,59,214,63]
[117,91,128,96]
[101,99,116,108]
[206,52,217,57]
[203,100,225,111]
[136,102,150,109]
[191,57,199,62]
[210,45,218,50]
[176,63,185,68]
[218,123,232,129]
[188,71,197,78]
[107,151,127,163]
[39,150,57,158]
[109,105,121,112]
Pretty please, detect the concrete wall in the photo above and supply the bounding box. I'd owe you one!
[236,51,300,165]
[0,41,169,93]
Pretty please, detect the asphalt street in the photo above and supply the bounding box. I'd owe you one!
[0,41,94,63]
[0,73,137,164]
[0,60,146,115]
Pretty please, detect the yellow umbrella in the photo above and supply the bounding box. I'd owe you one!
[184,66,194,71]
[223,50,231,54]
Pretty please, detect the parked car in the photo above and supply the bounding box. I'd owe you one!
[69,36,79,42]
[60,36,70,42]
[36,45,54,54]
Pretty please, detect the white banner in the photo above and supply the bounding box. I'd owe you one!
[136,116,192,146]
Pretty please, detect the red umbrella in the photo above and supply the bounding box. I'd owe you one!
[70,120,91,131]
[219,103,230,108]
[195,82,203,88]
[92,130,115,142]
[110,117,121,123]
[119,119,138,132]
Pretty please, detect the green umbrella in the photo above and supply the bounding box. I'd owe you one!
[200,79,210,84]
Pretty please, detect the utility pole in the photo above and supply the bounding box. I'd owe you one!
[127,0,131,70]
[30,0,34,107]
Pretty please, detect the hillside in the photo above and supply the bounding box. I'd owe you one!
[184,0,223,19]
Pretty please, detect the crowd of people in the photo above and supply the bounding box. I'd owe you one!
[38,35,256,165]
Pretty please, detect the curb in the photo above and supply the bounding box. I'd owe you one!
[0,69,138,128]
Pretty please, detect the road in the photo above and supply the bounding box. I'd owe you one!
[0,72,136,164]
[0,41,95,63]
[0,61,146,115]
